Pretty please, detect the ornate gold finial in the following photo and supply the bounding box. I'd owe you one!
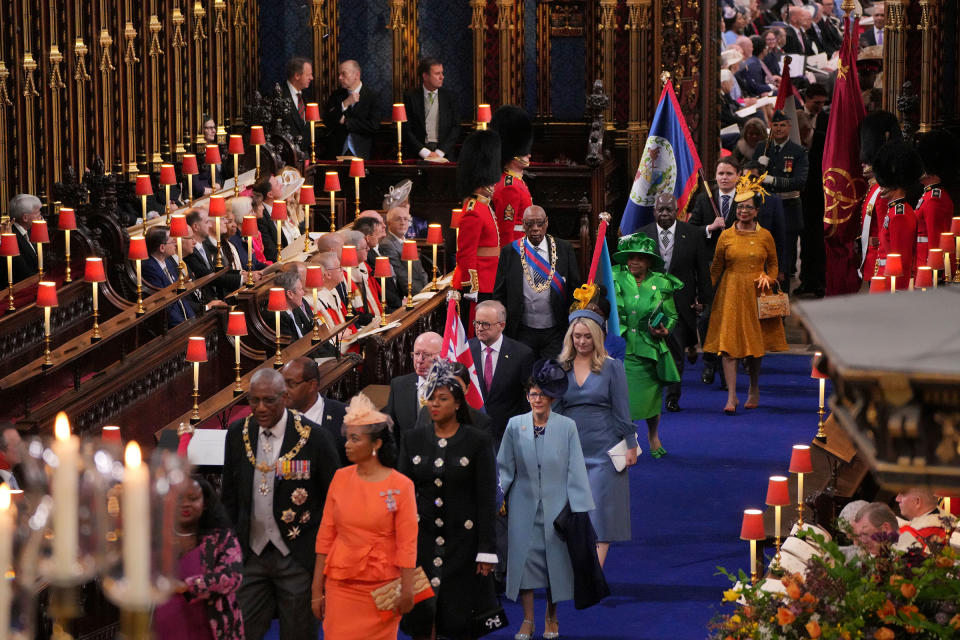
[387,0,405,30]
[234,0,248,29]
[74,38,91,81]
[599,211,612,223]
[177,422,196,437]
[172,8,187,48]
[149,15,164,57]
[0,61,13,106]
[841,0,856,13]
[123,22,140,66]
[99,29,115,73]
[214,0,228,34]
[48,45,66,89]
[21,52,39,97]
[469,0,485,30]
[496,0,515,30]
[310,0,326,30]
[193,2,208,42]
[660,70,671,86]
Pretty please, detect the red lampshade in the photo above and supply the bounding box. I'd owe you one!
[159,163,177,186]
[323,171,341,192]
[299,185,316,205]
[915,266,934,288]
[789,444,813,474]
[401,239,419,261]
[226,311,248,336]
[169,214,191,238]
[340,245,359,268]
[0,234,19,257]
[868,276,888,293]
[884,253,903,277]
[740,509,765,540]
[101,425,122,444]
[951,217,960,236]
[765,476,791,506]
[84,257,106,282]
[36,281,58,307]
[349,157,365,178]
[182,154,199,175]
[249,125,266,145]
[267,287,287,312]
[426,224,443,245]
[128,235,148,261]
[939,232,956,255]
[810,351,828,380]
[241,215,258,237]
[228,134,244,155]
[30,220,49,244]
[477,104,492,123]
[392,103,407,122]
[926,248,945,270]
[186,336,207,363]
[305,265,324,289]
[305,103,321,122]
[135,173,153,196]
[450,208,463,229]
[205,144,221,165]
[208,195,226,217]
[270,200,288,222]
[374,255,393,278]
[58,207,77,230]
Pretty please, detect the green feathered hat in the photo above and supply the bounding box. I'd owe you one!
[612,233,664,270]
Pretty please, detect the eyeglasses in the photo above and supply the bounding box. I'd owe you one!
[527,391,546,399]
[473,320,501,330]
[736,205,757,211]
[284,378,310,389]
[412,351,438,361]
[522,218,547,228]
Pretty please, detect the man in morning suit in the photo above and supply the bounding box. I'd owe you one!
[860,3,885,48]
[383,331,442,432]
[493,205,581,360]
[468,300,534,446]
[355,214,402,312]
[282,57,314,156]
[4,194,42,283]
[222,368,340,640]
[381,206,429,297]
[323,60,381,160]
[141,226,195,327]
[639,193,712,412]
[274,268,314,341]
[402,57,460,161]
[281,357,347,465]
[183,208,242,298]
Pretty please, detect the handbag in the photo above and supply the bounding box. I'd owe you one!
[470,572,509,637]
[370,566,434,618]
[757,281,790,319]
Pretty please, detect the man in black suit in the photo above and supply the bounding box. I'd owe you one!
[492,205,582,360]
[640,193,712,411]
[281,357,347,465]
[184,208,242,297]
[282,56,314,156]
[468,300,534,445]
[323,60,381,160]
[797,84,829,297]
[222,368,340,640]
[402,57,460,161]
[859,3,884,48]
[355,214,402,312]
[784,6,818,56]
[4,194,41,283]
[384,331,442,432]
[274,268,313,340]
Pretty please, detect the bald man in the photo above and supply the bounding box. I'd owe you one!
[895,487,948,554]
[322,59,381,160]
[384,331,443,432]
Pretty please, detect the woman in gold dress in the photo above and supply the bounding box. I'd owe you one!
[703,176,787,414]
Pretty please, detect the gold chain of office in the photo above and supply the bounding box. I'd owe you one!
[242,410,311,473]
[519,235,558,293]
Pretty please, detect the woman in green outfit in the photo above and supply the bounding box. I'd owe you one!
[612,233,683,459]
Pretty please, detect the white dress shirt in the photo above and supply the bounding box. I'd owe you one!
[419,86,445,159]
[287,81,304,115]
[657,221,677,273]
[302,394,326,426]
[479,333,504,381]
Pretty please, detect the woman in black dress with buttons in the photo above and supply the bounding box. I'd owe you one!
[398,360,499,639]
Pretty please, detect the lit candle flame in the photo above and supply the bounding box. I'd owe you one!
[54,411,71,441]
[125,441,142,468]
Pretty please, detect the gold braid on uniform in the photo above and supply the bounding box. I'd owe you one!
[243,410,310,494]
[519,235,558,293]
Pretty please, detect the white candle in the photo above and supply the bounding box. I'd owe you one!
[36,243,43,274]
[122,442,150,606]
[797,473,804,510]
[749,539,757,579]
[92,281,99,313]
[774,505,781,541]
[136,259,142,289]
[52,413,78,579]
[44,306,51,338]
[234,336,241,365]
[0,484,16,640]
[193,361,199,389]
[818,378,825,409]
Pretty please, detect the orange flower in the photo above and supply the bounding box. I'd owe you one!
[888,575,903,586]
[743,606,755,619]
[899,604,920,617]
[877,599,896,619]
[874,628,895,640]
[936,555,954,568]
[777,607,796,626]
[950,613,960,629]
[786,581,803,600]
[801,592,817,605]
[805,620,822,638]
[900,582,917,598]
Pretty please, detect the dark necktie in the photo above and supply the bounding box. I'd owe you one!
[721,194,731,220]
[297,92,305,120]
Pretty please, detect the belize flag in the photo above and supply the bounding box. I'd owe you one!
[620,82,702,233]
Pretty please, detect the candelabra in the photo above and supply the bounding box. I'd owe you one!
[811,351,828,442]
[37,282,58,370]
[267,288,287,367]
[227,312,248,395]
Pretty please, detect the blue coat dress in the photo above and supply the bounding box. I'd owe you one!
[497,411,594,603]
[555,358,637,542]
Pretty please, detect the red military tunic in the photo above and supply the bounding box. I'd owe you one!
[455,194,500,294]
[878,197,917,291]
[491,170,532,247]
[914,182,954,270]
[860,182,887,280]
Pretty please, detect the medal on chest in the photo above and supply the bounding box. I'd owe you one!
[784,157,793,174]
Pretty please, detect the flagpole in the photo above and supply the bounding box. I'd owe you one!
[698,168,722,220]
[762,55,793,158]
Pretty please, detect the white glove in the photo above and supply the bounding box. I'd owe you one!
[758,155,770,167]
[762,175,775,185]
[463,292,478,302]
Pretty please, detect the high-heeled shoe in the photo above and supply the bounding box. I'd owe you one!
[650,446,667,459]
[514,619,534,640]
[723,400,738,415]
[543,616,560,639]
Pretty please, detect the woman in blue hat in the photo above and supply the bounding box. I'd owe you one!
[611,233,683,458]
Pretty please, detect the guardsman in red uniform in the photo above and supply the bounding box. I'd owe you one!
[856,111,902,284]
[915,130,958,269]
[490,105,533,247]
[860,181,887,280]
[455,130,503,330]
[873,141,922,290]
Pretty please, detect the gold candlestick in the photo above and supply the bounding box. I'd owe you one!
[275,219,284,263]
[232,154,240,199]
[6,256,14,311]
[379,276,388,326]
[310,121,316,165]
[190,361,201,423]
[395,120,403,164]
[43,306,53,369]
[796,472,806,527]
[164,184,172,224]
[815,378,826,442]
[214,217,222,267]
[36,241,44,279]
[233,337,243,396]
[329,190,336,232]
[91,281,102,342]
[254,144,261,181]
[245,236,254,286]
[303,203,312,252]
[135,259,144,315]
[311,287,322,343]
[176,238,186,290]
[64,229,71,282]
[406,261,413,310]
[274,311,283,368]
[354,176,361,218]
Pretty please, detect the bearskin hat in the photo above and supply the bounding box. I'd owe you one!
[489,105,533,168]
[455,130,502,200]
[872,141,923,191]
[917,129,959,183]
[859,110,902,166]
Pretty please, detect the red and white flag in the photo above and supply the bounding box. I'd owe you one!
[773,63,804,146]
[441,295,484,409]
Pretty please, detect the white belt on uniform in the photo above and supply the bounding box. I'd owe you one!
[780,190,801,200]
[917,236,929,242]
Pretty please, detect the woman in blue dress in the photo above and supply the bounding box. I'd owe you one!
[555,308,638,567]
[497,359,594,640]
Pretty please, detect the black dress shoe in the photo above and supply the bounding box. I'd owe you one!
[665,399,681,412]
[701,364,716,385]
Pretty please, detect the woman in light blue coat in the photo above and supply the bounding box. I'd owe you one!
[497,359,595,640]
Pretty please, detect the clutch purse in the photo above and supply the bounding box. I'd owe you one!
[370,566,434,617]
[606,439,640,472]
[757,282,790,319]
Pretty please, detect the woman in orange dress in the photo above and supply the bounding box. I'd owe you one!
[312,394,419,639]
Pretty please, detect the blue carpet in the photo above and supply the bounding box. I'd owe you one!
[267,353,823,640]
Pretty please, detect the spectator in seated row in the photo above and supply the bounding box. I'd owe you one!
[274,268,313,340]
[381,207,428,298]
[228,197,270,270]
[3,194,42,283]
[142,226,195,326]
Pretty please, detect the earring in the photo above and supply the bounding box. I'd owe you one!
[372,448,378,457]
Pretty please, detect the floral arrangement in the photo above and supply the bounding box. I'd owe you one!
[710,523,960,639]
